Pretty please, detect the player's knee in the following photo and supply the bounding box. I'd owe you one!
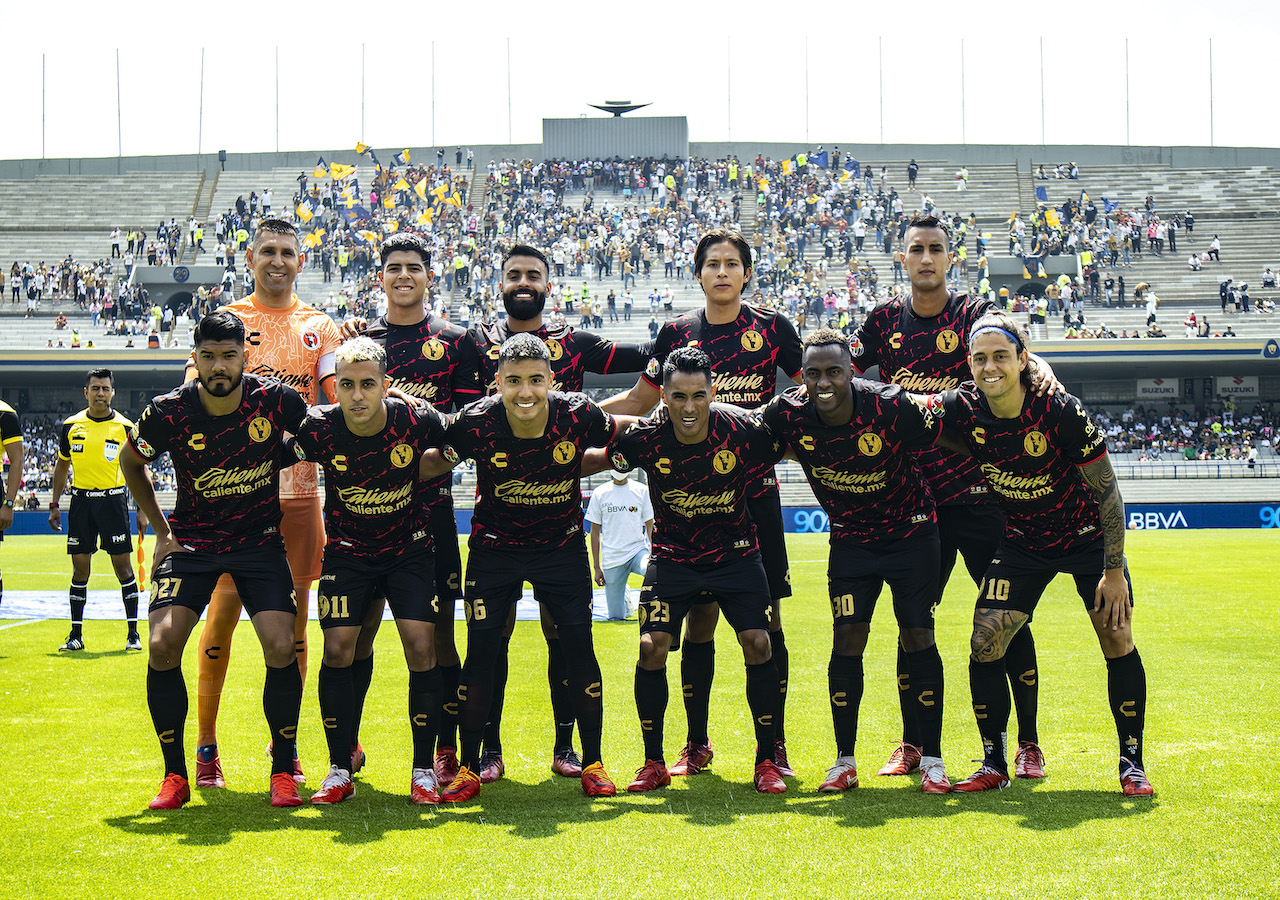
[260,630,297,668]
[739,629,772,665]
[684,606,718,642]
[900,627,936,653]
[638,633,670,669]
[833,623,869,656]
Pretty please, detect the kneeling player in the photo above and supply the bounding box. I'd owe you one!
[592,347,787,794]
[290,338,450,805]
[935,313,1153,797]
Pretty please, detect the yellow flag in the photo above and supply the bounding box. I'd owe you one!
[355,142,370,155]
[415,179,429,201]
[330,163,356,180]
[383,193,397,210]
[417,208,434,226]
[392,177,410,193]
[447,192,462,208]
[782,159,792,175]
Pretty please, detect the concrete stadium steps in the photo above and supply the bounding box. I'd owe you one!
[0,172,202,230]
[0,231,118,269]
[1032,164,1280,219]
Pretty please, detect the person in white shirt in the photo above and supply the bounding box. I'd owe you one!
[586,470,654,621]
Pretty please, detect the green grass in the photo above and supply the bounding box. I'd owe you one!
[0,531,1276,899]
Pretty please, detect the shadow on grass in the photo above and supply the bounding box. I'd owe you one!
[43,648,140,660]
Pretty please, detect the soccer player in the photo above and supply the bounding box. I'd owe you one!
[354,233,482,786]
[192,218,340,788]
[121,311,309,810]
[0,399,23,607]
[758,330,952,793]
[851,213,1054,781]
[602,228,802,776]
[426,333,621,802]
[468,245,648,783]
[48,368,144,652]
[290,337,450,806]
[933,313,1153,797]
[591,346,787,794]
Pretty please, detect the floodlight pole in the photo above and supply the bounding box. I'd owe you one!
[1208,38,1214,147]
[116,49,123,167]
[878,37,884,144]
[960,39,966,145]
[198,48,205,164]
[1039,37,1046,146]
[1125,38,1130,146]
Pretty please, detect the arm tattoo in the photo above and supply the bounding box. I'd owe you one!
[1081,456,1126,570]
[971,608,1029,662]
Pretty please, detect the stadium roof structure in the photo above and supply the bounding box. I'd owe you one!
[587,101,652,117]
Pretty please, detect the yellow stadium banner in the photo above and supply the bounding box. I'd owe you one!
[782,159,793,175]
[1045,209,1060,228]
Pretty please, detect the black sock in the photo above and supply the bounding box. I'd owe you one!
[1107,648,1147,769]
[896,643,920,746]
[769,629,789,742]
[558,624,603,767]
[349,653,374,748]
[263,660,303,776]
[318,662,354,770]
[969,657,1011,771]
[1004,626,1040,745]
[482,634,511,755]
[547,637,575,753]
[147,665,188,779]
[828,652,863,758]
[745,658,780,764]
[681,639,715,746]
[436,662,461,751]
[69,581,88,639]
[635,665,668,763]
[905,645,945,758]
[120,578,139,637]
[409,667,442,771]
[459,629,502,769]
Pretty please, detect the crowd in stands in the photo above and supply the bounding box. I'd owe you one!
[1094,402,1274,461]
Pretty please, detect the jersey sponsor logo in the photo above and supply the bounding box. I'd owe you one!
[248,417,273,443]
[390,377,439,400]
[302,330,320,350]
[979,464,1053,500]
[660,488,737,517]
[712,449,737,474]
[390,443,414,468]
[421,338,446,361]
[857,432,883,456]
[609,451,630,471]
[741,330,764,351]
[1023,431,1048,457]
[936,330,960,353]
[337,482,414,514]
[442,446,460,465]
[493,477,575,504]
[888,368,960,392]
[71,441,85,454]
[713,373,765,394]
[552,440,577,464]
[193,459,276,498]
[332,454,348,471]
[187,433,207,451]
[810,466,887,493]
[247,363,313,391]
[545,339,565,361]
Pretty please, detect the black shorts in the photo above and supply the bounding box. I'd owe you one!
[638,553,772,638]
[319,548,437,630]
[827,527,941,629]
[149,544,296,618]
[936,502,1005,591]
[463,542,592,632]
[977,537,1134,615]
[66,488,132,555]
[747,486,791,601]
[429,498,463,602]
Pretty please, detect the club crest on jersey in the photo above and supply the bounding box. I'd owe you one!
[442,446,460,465]
[422,339,445,361]
[248,417,273,442]
[390,443,414,468]
[609,451,630,471]
[857,432,884,456]
[1024,431,1048,457]
[713,449,737,474]
[936,330,960,353]
[741,330,764,352]
[301,330,320,350]
[553,440,577,464]
[545,339,565,361]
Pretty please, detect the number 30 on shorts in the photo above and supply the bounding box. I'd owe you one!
[978,577,1011,603]
[829,593,856,618]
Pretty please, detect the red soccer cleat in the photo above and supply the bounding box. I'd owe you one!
[877,742,923,776]
[773,740,796,777]
[581,762,617,797]
[817,759,859,793]
[626,759,672,793]
[269,772,304,807]
[920,759,952,794]
[349,742,366,775]
[265,740,306,784]
[551,748,584,778]
[440,766,481,803]
[669,741,714,776]
[952,764,1010,793]
[434,746,460,784]
[1014,741,1046,779]
[478,750,505,784]
[754,759,787,794]
[195,744,225,788]
[411,768,441,805]
[310,766,354,805]
[1120,760,1154,797]
[149,773,191,810]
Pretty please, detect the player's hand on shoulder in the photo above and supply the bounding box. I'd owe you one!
[387,385,427,408]
[339,317,369,340]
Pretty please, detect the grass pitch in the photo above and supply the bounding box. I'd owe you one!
[0,531,1276,899]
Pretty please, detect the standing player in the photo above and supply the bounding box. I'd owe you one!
[192,218,341,788]
[48,368,144,652]
[468,245,649,782]
[851,213,1053,781]
[934,313,1152,797]
[592,347,787,794]
[426,334,621,802]
[290,337,450,806]
[0,399,23,607]
[759,330,951,793]
[602,228,802,776]
[120,311,308,809]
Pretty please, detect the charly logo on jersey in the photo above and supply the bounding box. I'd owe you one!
[889,332,904,349]
[187,433,206,451]
[713,449,737,474]
[655,457,672,474]
[545,339,565,361]
[741,330,764,352]
[936,330,960,353]
[331,454,348,471]
[486,345,501,360]
[553,441,577,464]
[248,417,273,442]
[971,426,986,445]
[301,330,320,350]
[798,435,816,451]
[390,443,414,468]
[490,451,509,468]
[442,446,460,465]
[422,339,446,361]
[1024,431,1048,457]
[857,432,884,456]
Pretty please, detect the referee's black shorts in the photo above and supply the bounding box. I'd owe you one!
[66,487,132,555]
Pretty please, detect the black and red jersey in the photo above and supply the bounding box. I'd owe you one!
[291,398,448,562]
[470,321,648,395]
[851,291,996,507]
[608,406,783,566]
[937,385,1108,553]
[128,374,307,553]
[758,383,939,542]
[441,391,615,551]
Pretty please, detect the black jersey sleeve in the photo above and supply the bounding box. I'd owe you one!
[576,330,650,375]
[1056,394,1108,466]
